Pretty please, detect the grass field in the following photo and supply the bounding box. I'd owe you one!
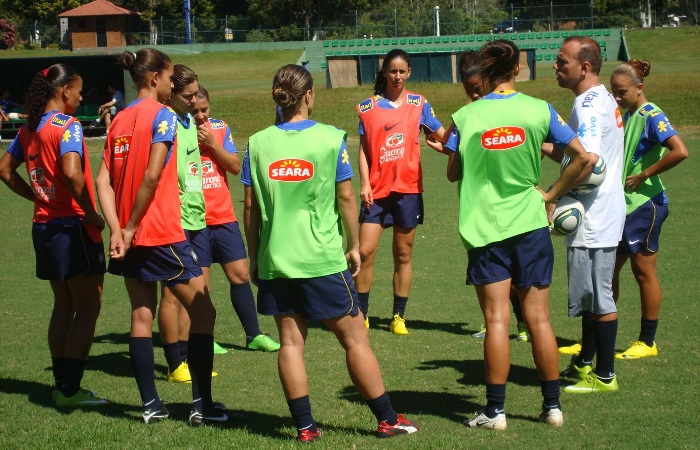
[0,28,699,449]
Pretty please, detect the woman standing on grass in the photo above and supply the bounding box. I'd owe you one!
[96,49,228,426]
[355,49,448,334]
[441,40,589,429]
[192,85,280,353]
[243,64,418,443]
[0,64,107,407]
[610,59,689,359]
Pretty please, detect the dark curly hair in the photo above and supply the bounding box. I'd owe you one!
[23,64,81,132]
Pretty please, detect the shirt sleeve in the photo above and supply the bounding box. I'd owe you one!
[223,125,237,153]
[645,110,678,145]
[357,118,365,136]
[421,99,443,134]
[336,139,354,182]
[571,100,601,155]
[444,122,460,153]
[7,135,24,162]
[545,104,577,148]
[58,120,85,158]
[240,147,252,186]
[152,107,177,146]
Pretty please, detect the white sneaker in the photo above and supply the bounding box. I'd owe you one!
[538,407,564,426]
[464,410,507,430]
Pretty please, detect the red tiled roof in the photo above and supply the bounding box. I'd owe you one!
[59,0,139,17]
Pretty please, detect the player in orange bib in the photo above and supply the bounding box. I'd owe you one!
[355,49,448,335]
[0,64,107,407]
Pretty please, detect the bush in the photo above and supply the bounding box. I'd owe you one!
[245,29,273,42]
[0,19,17,49]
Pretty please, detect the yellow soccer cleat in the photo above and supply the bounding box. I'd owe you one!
[390,314,409,335]
[167,362,218,383]
[563,374,619,394]
[365,317,370,329]
[616,341,658,359]
[558,341,582,355]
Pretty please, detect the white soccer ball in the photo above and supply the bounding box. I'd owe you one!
[551,194,585,236]
[561,154,607,194]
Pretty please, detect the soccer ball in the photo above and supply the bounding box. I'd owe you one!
[561,154,607,194]
[551,194,585,236]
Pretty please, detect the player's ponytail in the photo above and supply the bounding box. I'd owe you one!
[612,59,651,87]
[373,49,410,96]
[272,64,313,123]
[479,40,519,93]
[119,48,171,89]
[24,63,80,132]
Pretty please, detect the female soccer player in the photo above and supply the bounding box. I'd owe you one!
[243,64,418,442]
[0,64,107,407]
[355,49,448,334]
[610,59,689,359]
[442,40,590,429]
[96,49,226,426]
[157,64,221,383]
[192,85,280,353]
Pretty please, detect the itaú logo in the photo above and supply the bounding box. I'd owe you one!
[268,159,314,182]
[481,126,525,150]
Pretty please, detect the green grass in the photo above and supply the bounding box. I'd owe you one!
[1,31,699,448]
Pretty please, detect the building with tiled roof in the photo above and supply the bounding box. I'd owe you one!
[59,0,140,51]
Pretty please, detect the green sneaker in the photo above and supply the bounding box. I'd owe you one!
[56,388,109,407]
[563,374,619,394]
[516,322,529,342]
[213,341,228,354]
[472,325,487,339]
[560,361,593,380]
[247,334,281,352]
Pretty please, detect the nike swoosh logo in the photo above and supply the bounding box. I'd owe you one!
[186,148,197,155]
[628,239,640,245]
[28,153,39,161]
[202,413,228,422]
[384,120,404,132]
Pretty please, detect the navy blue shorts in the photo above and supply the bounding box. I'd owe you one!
[360,192,423,228]
[185,227,211,267]
[108,240,202,287]
[617,198,669,255]
[208,222,247,264]
[257,270,359,320]
[467,227,553,288]
[32,219,106,282]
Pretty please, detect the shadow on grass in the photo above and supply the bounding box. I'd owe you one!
[417,359,543,387]
[339,386,481,423]
[0,377,139,419]
[306,317,470,336]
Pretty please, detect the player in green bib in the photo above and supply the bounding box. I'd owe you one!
[440,40,590,430]
[158,65,220,387]
[242,64,419,443]
[610,59,689,359]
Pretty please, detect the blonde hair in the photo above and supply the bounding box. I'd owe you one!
[612,59,651,86]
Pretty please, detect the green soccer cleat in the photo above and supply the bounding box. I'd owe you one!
[472,325,487,339]
[563,374,619,394]
[616,341,658,359]
[390,314,409,335]
[558,341,582,355]
[560,358,593,380]
[516,322,530,342]
[213,341,228,354]
[247,334,281,352]
[55,388,109,407]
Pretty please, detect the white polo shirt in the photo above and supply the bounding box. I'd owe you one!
[563,84,626,248]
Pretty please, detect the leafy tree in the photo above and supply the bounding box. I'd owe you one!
[0,18,17,49]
